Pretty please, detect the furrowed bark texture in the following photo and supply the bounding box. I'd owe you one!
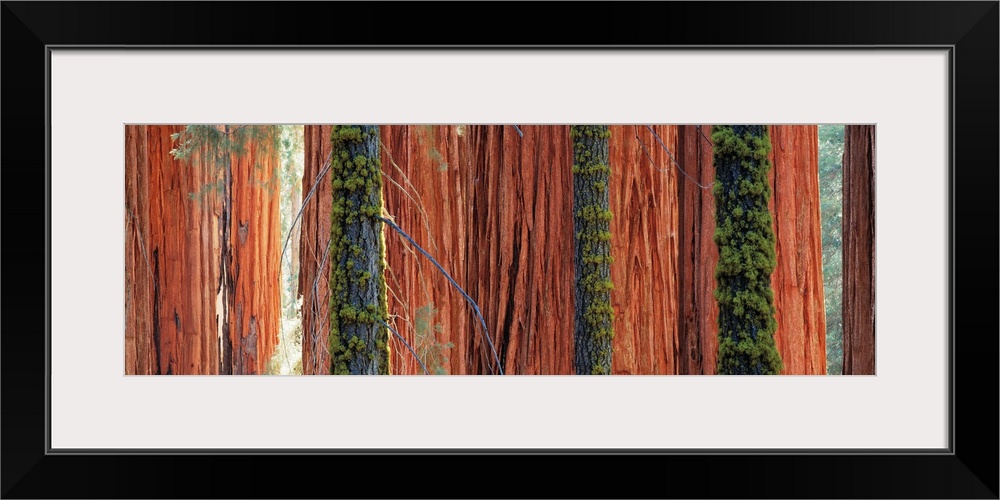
[228,137,282,375]
[572,126,614,375]
[768,125,827,375]
[125,125,157,375]
[298,124,830,375]
[676,125,719,375]
[125,125,280,375]
[380,125,473,375]
[145,125,221,374]
[328,126,389,375]
[842,125,876,375]
[608,125,680,375]
[299,126,334,375]
[379,125,577,375]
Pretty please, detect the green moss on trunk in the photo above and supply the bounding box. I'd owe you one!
[571,125,614,375]
[711,125,783,375]
[328,125,390,375]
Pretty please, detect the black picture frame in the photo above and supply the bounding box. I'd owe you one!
[3,2,996,498]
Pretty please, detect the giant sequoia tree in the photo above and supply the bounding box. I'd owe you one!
[571,125,614,375]
[842,125,875,375]
[711,125,783,375]
[327,125,390,374]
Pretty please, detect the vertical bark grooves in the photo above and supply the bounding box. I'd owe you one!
[842,125,876,375]
[125,125,279,375]
[377,126,576,375]
[228,137,282,374]
[676,125,719,375]
[300,126,334,375]
[466,125,577,375]
[125,125,156,374]
[572,126,614,375]
[768,125,828,374]
[328,126,389,375]
[293,124,831,375]
[608,125,679,375]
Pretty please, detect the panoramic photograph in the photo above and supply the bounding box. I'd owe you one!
[124,124,875,375]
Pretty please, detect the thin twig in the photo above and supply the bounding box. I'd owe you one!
[279,150,333,275]
[637,125,715,190]
[125,205,154,281]
[380,319,429,375]
[380,140,440,256]
[697,125,715,147]
[378,216,504,375]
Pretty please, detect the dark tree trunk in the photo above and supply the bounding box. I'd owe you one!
[328,125,390,374]
[676,125,719,375]
[125,125,156,375]
[712,125,783,375]
[842,125,876,375]
[572,125,614,375]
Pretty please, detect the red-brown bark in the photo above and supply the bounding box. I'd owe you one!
[299,125,334,375]
[768,125,827,374]
[842,125,876,375]
[676,125,720,375]
[608,125,680,374]
[125,125,156,375]
[229,140,282,374]
[125,125,281,375]
[297,124,830,375]
[378,126,576,375]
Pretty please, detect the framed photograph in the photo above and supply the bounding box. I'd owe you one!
[3,2,996,498]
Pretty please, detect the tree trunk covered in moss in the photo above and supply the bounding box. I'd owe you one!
[711,125,783,375]
[842,125,875,375]
[328,125,390,375]
[572,125,614,375]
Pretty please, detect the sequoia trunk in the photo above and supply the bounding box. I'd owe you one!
[842,125,876,375]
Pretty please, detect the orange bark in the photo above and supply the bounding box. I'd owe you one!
[229,140,282,374]
[608,126,680,374]
[297,124,829,375]
[299,125,333,375]
[768,125,827,374]
[379,125,576,375]
[125,125,280,375]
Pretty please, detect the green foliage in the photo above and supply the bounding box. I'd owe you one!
[170,125,281,163]
[711,125,783,375]
[571,125,614,375]
[414,303,454,375]
[818,125,845,374]
[169,124,283,201]
[328,125,390,375]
